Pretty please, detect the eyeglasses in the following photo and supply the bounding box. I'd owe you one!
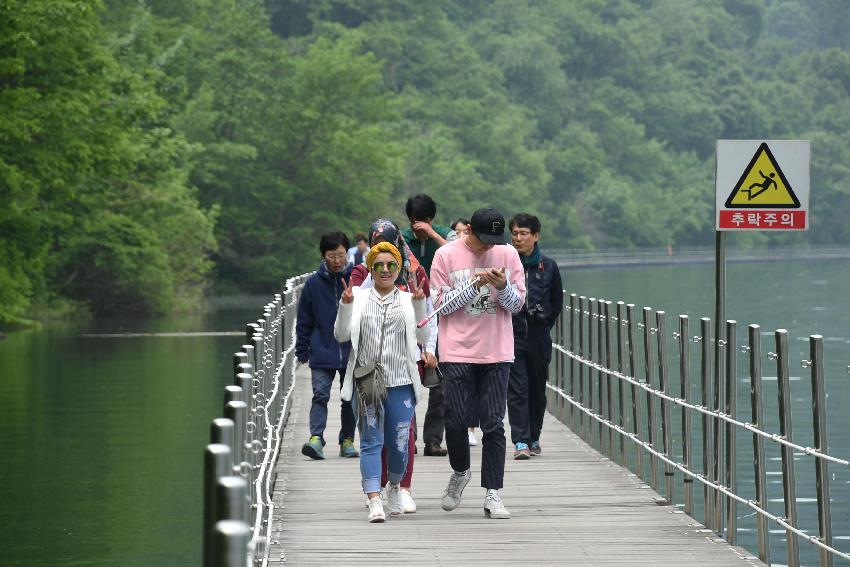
[371,261,399,273]
[511,230,533,237]
[324,253,347,261]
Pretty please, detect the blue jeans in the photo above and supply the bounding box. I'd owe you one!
[309,368,356,444]
[357,385,415,494]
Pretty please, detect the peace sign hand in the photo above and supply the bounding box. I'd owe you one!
[340,278,354,304]
[410,274,426,301]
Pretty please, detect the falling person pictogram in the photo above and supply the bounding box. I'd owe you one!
[742,170,776,200]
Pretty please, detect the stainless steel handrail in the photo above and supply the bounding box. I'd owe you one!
[551,292,848,567]
[552,343,850,469]
[203,272,311,567]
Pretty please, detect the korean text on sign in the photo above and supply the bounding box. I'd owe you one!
[718,210,806,230]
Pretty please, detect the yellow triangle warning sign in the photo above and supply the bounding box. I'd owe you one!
[725,143,800,208]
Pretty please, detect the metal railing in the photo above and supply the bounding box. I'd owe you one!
[202,273,310,567]
[549,293,849,567]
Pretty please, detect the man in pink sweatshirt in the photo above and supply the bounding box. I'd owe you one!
[429,207,525,519]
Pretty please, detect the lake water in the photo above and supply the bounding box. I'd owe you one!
[0,259,847,566]
[0,298,264,567]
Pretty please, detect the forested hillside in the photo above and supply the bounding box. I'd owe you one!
[2,0,850,326]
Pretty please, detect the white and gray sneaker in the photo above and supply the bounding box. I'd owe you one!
[367,495,386,523]
[399,488,417,513]
[484,490,510,519]
[387,483,404,517]
[441,469,471,511]
[364,487,388,508]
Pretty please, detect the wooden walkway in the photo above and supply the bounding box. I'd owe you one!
[267,367,765,566]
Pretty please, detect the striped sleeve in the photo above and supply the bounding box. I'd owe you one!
[435,283,479,315]
[496,284,523,313]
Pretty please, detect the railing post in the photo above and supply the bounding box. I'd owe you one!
[809,334,833,567]
[643,307,658,491]
[553,298,571,425]
[217,475,250,524]
[212,520,250,567]
[225,400,249,477]
[265,306,277,436]
[233,352,249,377]
[775,329,800,567]
[713,335,725,535]
[627,304,642,479]
[678,315,694,516]
[579,296,587,441]
[747,324,770,564]
[569,294,578,431]
[224,385,244,408]
[204,443,232,567]
[596,298,605,452]
[211,418,235,460]
[550,296,561,420]
[597,298,607,455]
[656,311,674,504]
[724,320,737,543]
[588,298,598,449]
[252,332,267,446]
[604,301,615,457]
[616,301,627,467]
[700,317,714,529]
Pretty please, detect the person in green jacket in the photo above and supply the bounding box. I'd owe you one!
[400,193,458,456]
[400,194,457,274]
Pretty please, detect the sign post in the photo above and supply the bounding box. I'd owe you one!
[714,139,810,539]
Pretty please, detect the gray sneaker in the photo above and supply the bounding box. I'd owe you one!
[387,483,404,517]
[441,469,471,511]
[484,490,510,519]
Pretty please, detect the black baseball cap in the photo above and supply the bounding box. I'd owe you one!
[469,207,507,245]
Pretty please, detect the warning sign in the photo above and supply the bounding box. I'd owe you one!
[724,143,799,208]
[716,140,810,231]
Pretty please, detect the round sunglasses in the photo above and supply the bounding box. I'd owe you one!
[371,261,399,273]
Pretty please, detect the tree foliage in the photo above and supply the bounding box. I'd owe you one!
[3,0,850,324]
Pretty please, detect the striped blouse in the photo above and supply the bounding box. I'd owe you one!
[356,288,412,388]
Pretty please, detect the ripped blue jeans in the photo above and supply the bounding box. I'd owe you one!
[357,384,415,494]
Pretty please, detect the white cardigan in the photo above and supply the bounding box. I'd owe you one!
[334,287,429,404]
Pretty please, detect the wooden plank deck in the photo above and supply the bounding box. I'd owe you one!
[267,367,764,566]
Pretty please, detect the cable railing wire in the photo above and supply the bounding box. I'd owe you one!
[551,385,850,563]
[552,343,850,469]
[549,293,846,567]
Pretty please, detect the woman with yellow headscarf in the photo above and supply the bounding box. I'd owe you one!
[334,242,430,522]
[350,219,439,516]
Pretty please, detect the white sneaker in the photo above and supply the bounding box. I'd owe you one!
[468,430,478,446]
[367,495,385,523]
[364,487,388,508]
[387,483,404,517]
[441,469,471,511]
[484,490,510,519]
[399,488,417,513]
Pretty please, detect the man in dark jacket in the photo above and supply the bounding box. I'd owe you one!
[507,213,564,459]
[296,232,358,460]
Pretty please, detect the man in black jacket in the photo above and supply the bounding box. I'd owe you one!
[296,232,359,460]
[507,214,564,459]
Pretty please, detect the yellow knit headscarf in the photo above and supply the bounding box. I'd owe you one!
[366,242,402,272]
